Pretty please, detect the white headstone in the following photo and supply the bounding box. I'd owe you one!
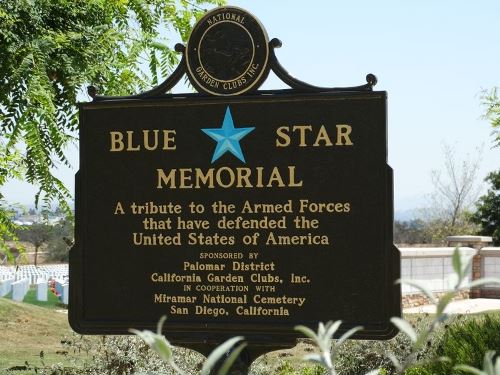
[12,278,28,302]
[36,279,48,301]
[62,283,69,305]
[0,278,13,297]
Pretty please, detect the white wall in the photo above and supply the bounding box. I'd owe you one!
[399,247,476,295]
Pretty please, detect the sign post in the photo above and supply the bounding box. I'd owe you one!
[70,5,400,372]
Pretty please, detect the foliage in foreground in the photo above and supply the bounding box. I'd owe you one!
[124,248,500,374]
[3,248,500,374]
[413,314,500,374]
[26,312,497,375]
[293,248,500,375]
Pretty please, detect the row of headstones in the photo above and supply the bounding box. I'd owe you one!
[0,264,69,271]
[0,273,67,285]
[0,277,68,305]
[0,264,69,282]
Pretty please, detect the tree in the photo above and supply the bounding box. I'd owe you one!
[0,141,23,258]
[419,144,482,243]
[0,0,224,255]
[46,218,74,262]
[482,87,500,147]
[17,223,53,266]
[472,170,500,245]
[394,219,432,245]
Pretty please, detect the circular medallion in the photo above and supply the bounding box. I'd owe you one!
[186,6,269,96]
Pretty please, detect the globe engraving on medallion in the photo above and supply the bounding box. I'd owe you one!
[186,7,269,96]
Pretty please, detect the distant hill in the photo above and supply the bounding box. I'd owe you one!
[394,209,419,221]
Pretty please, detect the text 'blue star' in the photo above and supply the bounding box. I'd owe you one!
[202,106,255,163]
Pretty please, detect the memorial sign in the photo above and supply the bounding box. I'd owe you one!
[70,5,400,356]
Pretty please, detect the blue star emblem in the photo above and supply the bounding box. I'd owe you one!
[202,106,255,163]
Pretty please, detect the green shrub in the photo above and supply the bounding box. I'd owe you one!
[404,366,435,375]
[415,313,500,374]
[333,314,439,375]
[50,334,204,375]
[300,365,326,375]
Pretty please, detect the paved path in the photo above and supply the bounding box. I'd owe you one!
[404,298,500,314]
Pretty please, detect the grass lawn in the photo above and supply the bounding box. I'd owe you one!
[0,296,80,373]
[22,287,65,309]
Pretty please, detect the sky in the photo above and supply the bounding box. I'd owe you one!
[2,0,500,216]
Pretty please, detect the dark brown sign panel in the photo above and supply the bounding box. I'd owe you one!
[70,91,400,346]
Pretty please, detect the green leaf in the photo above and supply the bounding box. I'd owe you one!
[482,351,496,374]
[157,315,167,335]
[303,353,324,365]
[336,326,363,347]
[436,356,451,363]
[452,247,463,279]
[201,336,244,375]
[317,322,327,341]
[453,365,485,375]
[414,329,432,352]
[387,352,402,372]
[153,336,173,362]
[129,325,172,362]
[436,291,455,316]
[324,320,342,341]
[216,342,247,375]
[390,317,417,343]
[295,325,319,342]
[463,257,474,283]
[396,279,437,304]
[469,278,500,288]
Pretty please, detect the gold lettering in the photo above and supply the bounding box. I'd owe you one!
[143,130,158,150]
[293,125,312,147]
[162,130,176,150]
[275,126,291,147]
[157,168,176,188]
[170,305,189,314]
[126,130,140,151]
[255,167,264,187]
[156,166,302,189]
[313,125,333,147]
[114,201,125,215]
[267,167,285,187]
[288,166,303,187]
[236,167,252,187]
[336,124,353,145]
[109,131,124,152]
[195,168,214,188]
[179,168,193,189]
[154,293,165,303]
[216,167,235,188]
